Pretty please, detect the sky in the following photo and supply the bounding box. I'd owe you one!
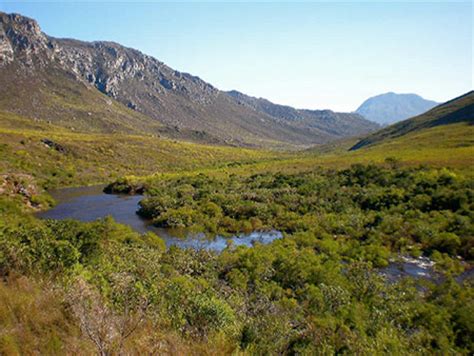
[1,1,472,111]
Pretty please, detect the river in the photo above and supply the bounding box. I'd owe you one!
[36,185,283,251]
[37,185,463,282]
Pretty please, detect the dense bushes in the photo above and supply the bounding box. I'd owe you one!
[130,165,473,261]
[0,164,473,354]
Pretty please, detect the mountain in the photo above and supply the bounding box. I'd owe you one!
[350,91,474,150]
[356,92,438,125]
[227,90,377,139]
[0,12,378,148]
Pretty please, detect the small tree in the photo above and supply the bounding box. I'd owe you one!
[68,277,148,355]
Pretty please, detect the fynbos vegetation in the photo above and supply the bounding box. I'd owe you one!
[1,162,473,354]
[0,7,472,356]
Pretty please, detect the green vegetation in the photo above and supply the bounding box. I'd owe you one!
[1,162,473,354]
[0,110,280,190]
[0,92,473,354]
[110,164,473,266]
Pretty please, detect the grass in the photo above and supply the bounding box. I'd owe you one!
[0,110,282,189]
[0,275,88,355]
[1,106,472,194]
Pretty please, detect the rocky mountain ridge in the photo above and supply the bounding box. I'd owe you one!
[227,90,377,138]
[0,11,379,148]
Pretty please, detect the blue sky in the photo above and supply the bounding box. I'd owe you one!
[1,1,472,111]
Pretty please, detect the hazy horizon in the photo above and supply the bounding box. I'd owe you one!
[1,1,471,111]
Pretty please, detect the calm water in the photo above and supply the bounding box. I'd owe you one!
[36,185,283,252]
[38,185,462,282]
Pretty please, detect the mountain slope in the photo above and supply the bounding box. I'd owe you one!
[351,91,474,150]
[356,92,438,125]
[0,12,377,148]
[227,90,379,140]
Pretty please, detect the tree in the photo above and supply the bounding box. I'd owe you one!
[68,278,148,355]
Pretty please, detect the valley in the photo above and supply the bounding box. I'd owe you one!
[1,90,472,354]
[0,9,473,356]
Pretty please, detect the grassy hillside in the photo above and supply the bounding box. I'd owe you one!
[213,120,474,178]
[303,121,474,169]
[0,65,162,135]
[0,110,281,191]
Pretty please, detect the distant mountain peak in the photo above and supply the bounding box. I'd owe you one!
[351,91,473,150]
[356,92,438,125]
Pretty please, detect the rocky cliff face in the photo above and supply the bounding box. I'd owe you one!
[54,39,220,124]
[0,12,57,67]
[56,40,218,103]
[0,12,379,148]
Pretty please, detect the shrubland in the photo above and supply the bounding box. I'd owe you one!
[109,164,473,267]
[1,162,473,355]
[0,103,473,354]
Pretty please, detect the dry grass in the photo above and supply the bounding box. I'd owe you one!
[0,275,90,355]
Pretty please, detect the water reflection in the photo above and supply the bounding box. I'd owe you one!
[37,186,470,283]
[37,185,283,252]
